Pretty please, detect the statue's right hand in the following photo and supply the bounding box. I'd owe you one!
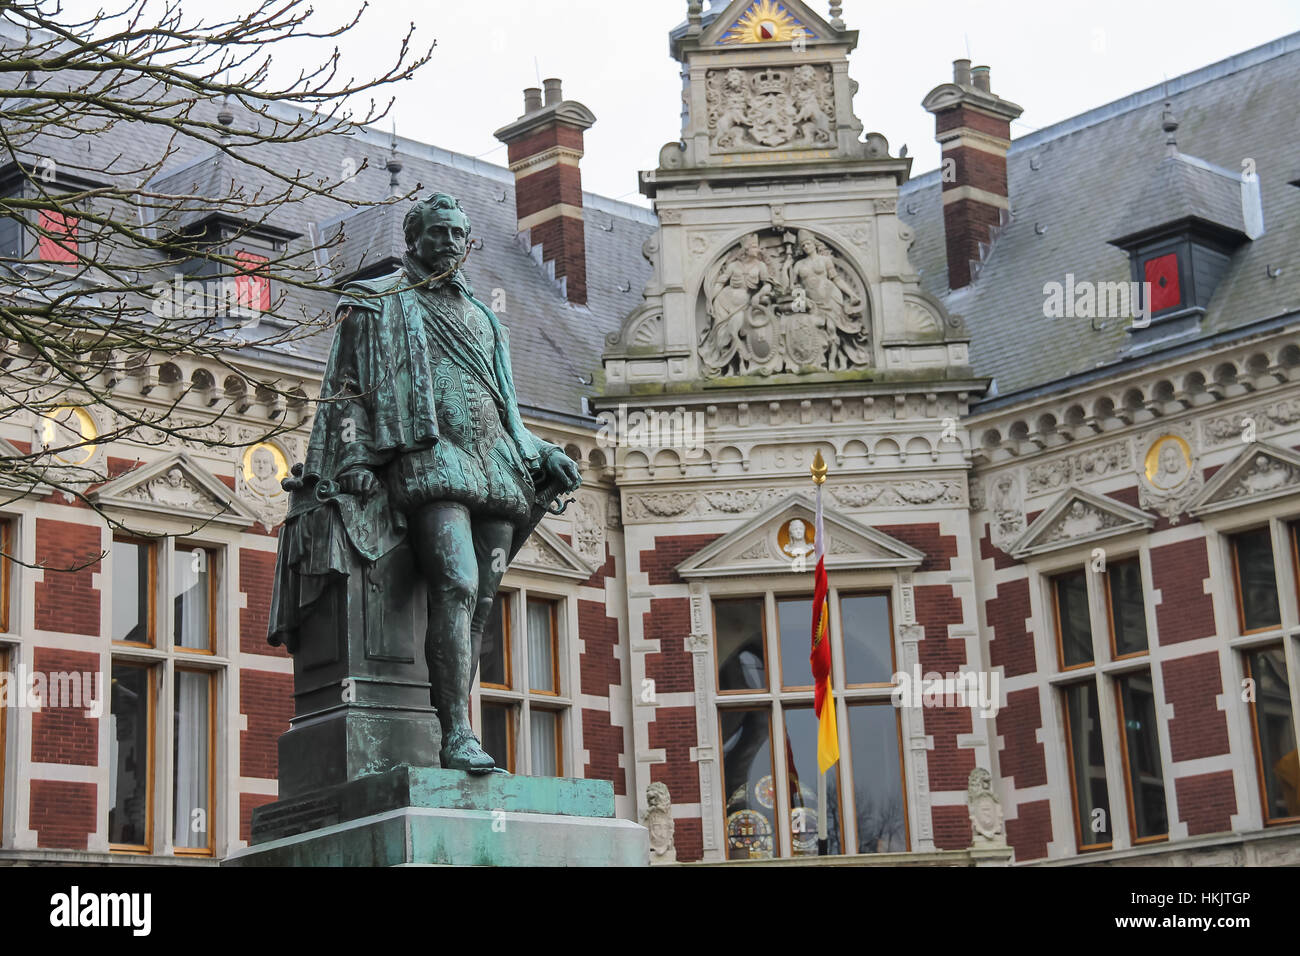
[339,468,379,497]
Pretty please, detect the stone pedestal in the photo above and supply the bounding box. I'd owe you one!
[224,766,647,867]
[279,542,441,799]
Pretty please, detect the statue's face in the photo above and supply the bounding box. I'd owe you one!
[411,208,470,275]
[801,238,817,255]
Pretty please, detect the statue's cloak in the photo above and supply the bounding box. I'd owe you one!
[267,266,566,651]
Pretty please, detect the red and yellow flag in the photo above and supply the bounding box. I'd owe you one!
[809,452,839,773]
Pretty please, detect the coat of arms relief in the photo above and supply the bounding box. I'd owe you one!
[697,227,871,378]
[706,64,835,153]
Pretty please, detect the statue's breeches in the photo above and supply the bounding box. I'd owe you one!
[387,439,533,523]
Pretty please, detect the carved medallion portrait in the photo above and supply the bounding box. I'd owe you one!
[1144,434,1193,491]
[777,516,817,560]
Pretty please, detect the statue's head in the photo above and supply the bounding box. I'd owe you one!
[404,193,472,276]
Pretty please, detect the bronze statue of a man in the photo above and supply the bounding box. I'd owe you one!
[268,193,581,773]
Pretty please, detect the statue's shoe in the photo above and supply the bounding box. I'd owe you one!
[440,729,498,774]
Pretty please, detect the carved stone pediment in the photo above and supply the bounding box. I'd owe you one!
[1188,442,1300,516]
[702,1,829,50]
[1009,487,1154,559]
[676,492,924,579]
[89,452,257,528]
[512,522,597,581]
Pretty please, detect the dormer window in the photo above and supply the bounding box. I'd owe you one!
[1108,103,1259,335]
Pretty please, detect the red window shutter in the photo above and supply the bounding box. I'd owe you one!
[234,250,270,312]
[37,210,79,264]
[1144,253,1181,313]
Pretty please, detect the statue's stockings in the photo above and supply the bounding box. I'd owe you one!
[409,501,515,772]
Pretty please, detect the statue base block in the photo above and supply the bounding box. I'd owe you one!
[224,766,647,867]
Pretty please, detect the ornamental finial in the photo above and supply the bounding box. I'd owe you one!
[811,449,828,485]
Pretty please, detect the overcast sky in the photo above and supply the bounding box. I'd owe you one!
[66,0,1300,206]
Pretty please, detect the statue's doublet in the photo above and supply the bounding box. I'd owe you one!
[385,283,535,522]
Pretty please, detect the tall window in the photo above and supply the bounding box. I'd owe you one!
[477,591,569,777]
[109,537,222,855]
[1052,557,1168,850]
[713,590,904,860]
[0,644,7,840]
[109,662,153,851]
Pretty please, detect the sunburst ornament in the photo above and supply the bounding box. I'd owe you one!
[718,0,807,44]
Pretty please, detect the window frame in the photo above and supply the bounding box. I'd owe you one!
[475,586,572,778]
[839,589,897,690]
[0,518,13,634]
[1104,557,1150,662]
[111,535,158,648]
[1060,677,1113,853]
[171,542,219,655]
[1229,524,1282,637]
[1052,568,1095,672]
[707,581,908,860]
[1113,668,1169,845]
[711,595,771,697]
[1242,643,1300,827]
[171,666,217,857]
[107,660,157,855]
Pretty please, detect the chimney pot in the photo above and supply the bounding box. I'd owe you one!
[953,59,971,86]
[523,87,543,113]
[971,65,991,92]
[543,78,563,106]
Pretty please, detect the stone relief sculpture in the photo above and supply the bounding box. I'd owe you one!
[706,65,835,153]
[643,781,677,864]
[967,768,1005,847]
[698,228,870,378]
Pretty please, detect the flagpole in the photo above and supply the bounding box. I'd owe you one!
[811,450,829,856]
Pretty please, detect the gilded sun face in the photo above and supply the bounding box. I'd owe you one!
[718,0,806,44]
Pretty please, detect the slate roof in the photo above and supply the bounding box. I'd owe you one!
[900,31,1300,407]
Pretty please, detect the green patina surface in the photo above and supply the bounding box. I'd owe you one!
[403,766,615,818]
[227,807,647,867]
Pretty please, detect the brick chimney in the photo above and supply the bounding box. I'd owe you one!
[922,60,1023,289]
[494,79,596,305]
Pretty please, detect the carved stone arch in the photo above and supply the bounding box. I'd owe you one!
[695,224,872,378]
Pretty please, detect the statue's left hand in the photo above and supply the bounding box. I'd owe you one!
[544,447,582,493]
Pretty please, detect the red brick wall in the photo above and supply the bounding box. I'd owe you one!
[639,533,720,586]
[239,548,282,656]
[1150,538,1216,644]
[987,577,1034,677]
[877,523,958,572]
[932,804,973,850]
[33,519,101,636]
[942,198,1003,289]
[240,792,277,844]
[913,583,975,821]
[1005,798,1052,862]
[1175,770,1237,836]
[647,705,699,801]
[581,708,626,796]
[996,687,1047,789]
[935,104,1012,139]
[29,648,100,766]
[643,597,692,693]
[1162,652,1230,760]
[29,779,97,849]
[526,214,588,304]
[239,669,293,779]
